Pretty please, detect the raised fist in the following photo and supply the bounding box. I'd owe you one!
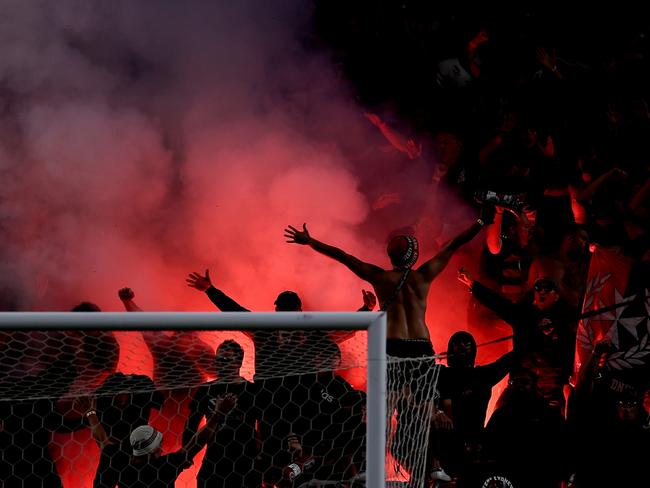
[118,287,135,301]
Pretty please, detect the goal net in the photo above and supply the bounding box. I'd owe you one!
[0,312,442,488]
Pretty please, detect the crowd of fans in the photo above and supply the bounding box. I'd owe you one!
[2,5,650,488]
[309,5,650,487]
[1,284,373,488]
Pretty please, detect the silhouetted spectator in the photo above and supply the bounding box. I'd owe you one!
[186,269,375,378]
[1,357,83,488]
[438,330,517,475]
[570,340,650,487]
[573,388,649,488]
[70,302,120,387]
[459,270,578,412]
[118,287,214,388]
[116,393,237,488]
[270,341,366,487]
[284,214,493,486]
[485,367,567,488]
[186,268,374,486]
[91,373,164,488]
[182,340,259,488]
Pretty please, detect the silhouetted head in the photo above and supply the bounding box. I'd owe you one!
[447,331,477,368]
[616,391,643,424]
[71,302,101,312]
[215,340,244,378]
[532,278,560,311]
[507,367,538,398]
[386,235,419,270]
[274,291,302,311]
[273,291,305,347]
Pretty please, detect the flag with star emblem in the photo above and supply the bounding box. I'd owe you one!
[574,245,650,391]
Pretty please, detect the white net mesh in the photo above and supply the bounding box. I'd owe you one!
[0,314,442,488]
[385,356,443,488]
[0,325,371,487]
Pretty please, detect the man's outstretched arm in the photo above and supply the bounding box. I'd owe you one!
[284,224,383,283]
[186,269,250,312]
[417,207,494,283]
[186,269,252,339]
[458,268,521,328]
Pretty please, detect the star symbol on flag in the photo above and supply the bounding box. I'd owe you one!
[603,289,645,348]
[582,272,612,313]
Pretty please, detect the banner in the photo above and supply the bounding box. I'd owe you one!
[574,246,650,393]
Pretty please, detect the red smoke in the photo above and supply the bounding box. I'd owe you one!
[0,1,511,486]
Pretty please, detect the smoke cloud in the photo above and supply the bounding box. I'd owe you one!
[1,0,479,323]
[0,1,495,485]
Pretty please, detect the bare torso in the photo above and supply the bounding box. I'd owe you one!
[373,269,431,340]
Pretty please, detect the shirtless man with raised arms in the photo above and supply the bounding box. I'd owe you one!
[283,208,494,359]
[285,210,493,484]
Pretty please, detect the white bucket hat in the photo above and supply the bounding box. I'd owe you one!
[130,425,163,456]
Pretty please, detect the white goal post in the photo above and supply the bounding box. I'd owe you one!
[0,311,387,488]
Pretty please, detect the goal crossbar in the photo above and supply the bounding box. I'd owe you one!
[0,311,387,488]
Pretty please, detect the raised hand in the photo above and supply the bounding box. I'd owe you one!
[458,267,474,288]
[284,224,311,245]
[362,289,377,311]
[405,138,423,159]
[118,287,135,301]
[186,269,213,292]
[214,393,237,416]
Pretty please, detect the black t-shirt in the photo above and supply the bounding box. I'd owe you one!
[471,282,578,404]
[295,373,365,456]
[118,450,191,488]
[269,373,365,483]
[95,374,164,443]
[256,373,365,469]
[188,378,258,478]
[438,352,516,437]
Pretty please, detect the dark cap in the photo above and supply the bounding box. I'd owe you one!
[274,290,302,311]
[387,235,419,270]
[71,302,101,312]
